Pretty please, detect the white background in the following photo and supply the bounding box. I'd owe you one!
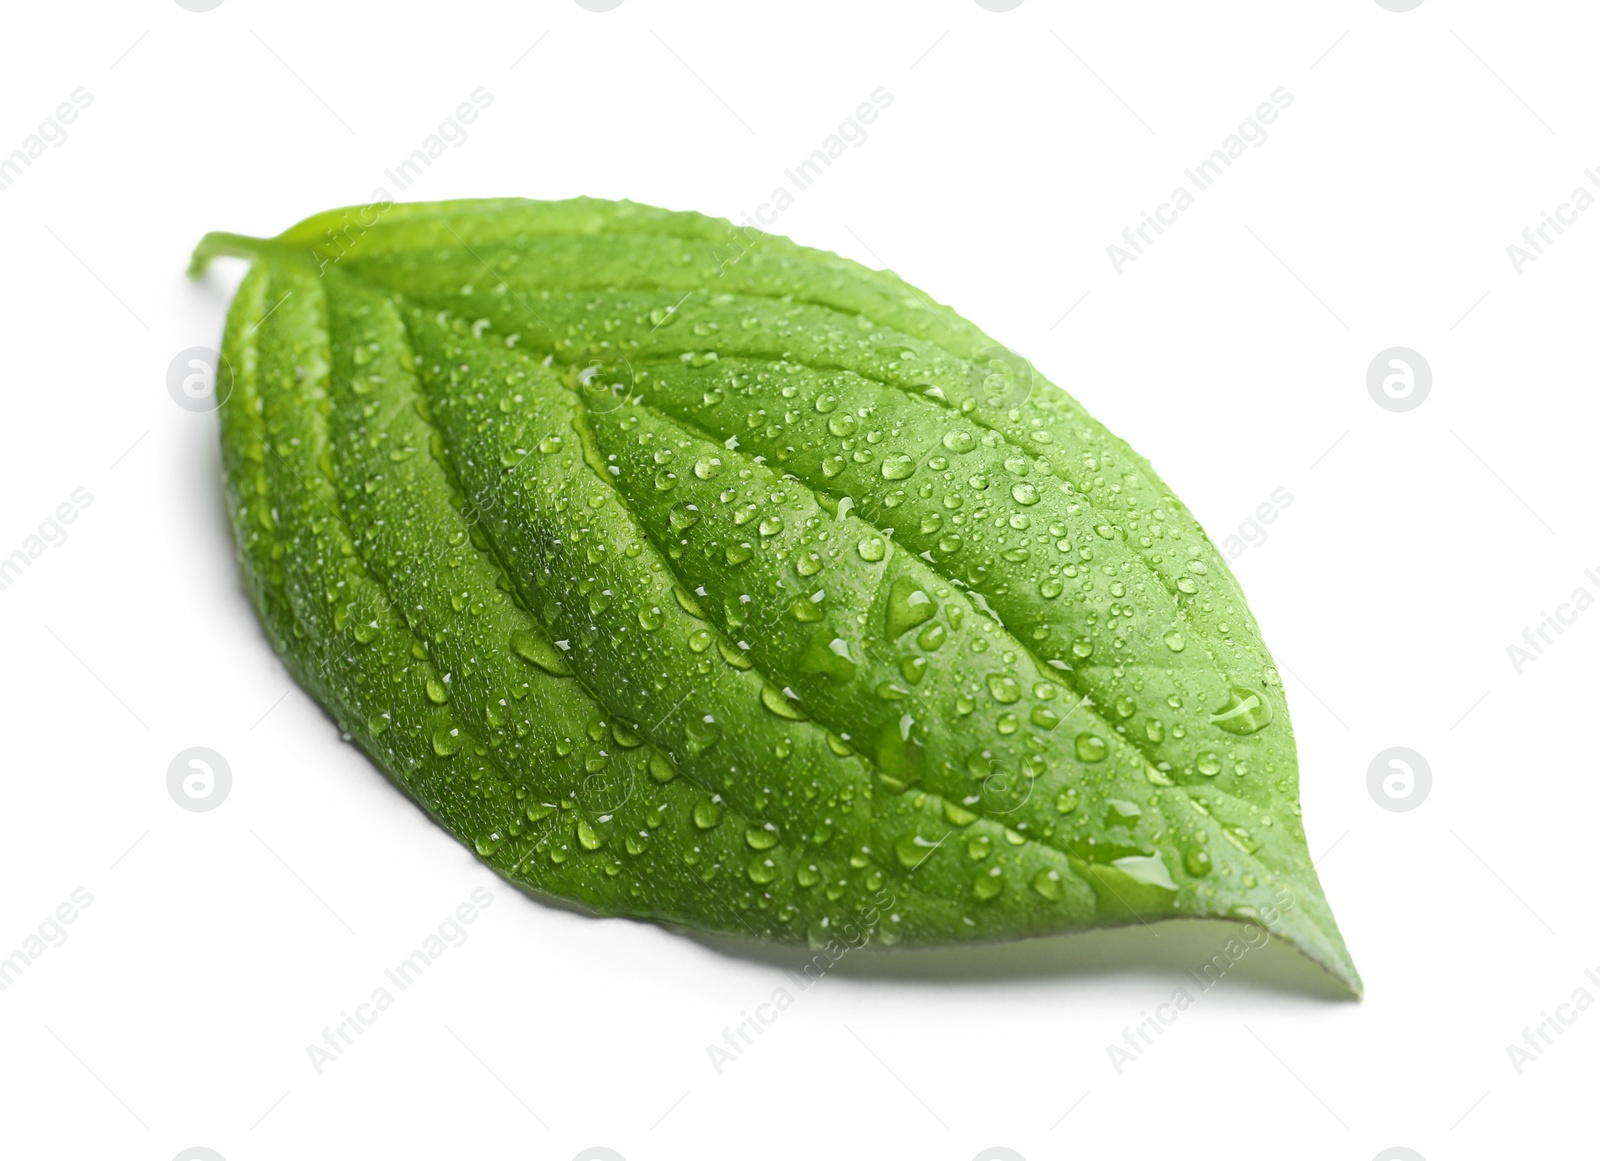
[0,2,1594,1158]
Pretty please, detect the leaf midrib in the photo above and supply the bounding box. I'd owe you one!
[401,297,1266,918]
[381,291,1086,927]
[375,273,1257,805]
[347,255,1274,684]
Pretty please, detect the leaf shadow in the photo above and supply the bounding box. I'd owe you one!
[685,918,1356,1002]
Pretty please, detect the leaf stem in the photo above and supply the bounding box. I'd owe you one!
[188,231,304,278]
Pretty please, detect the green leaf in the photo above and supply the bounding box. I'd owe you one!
[192,198,1359,995]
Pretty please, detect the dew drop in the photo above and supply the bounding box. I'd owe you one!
[1074,733,1109,763]
[649,751,678,782]
[943,801,978,827]
[746,826,778,850]
[1210,687,1274,735]
[798,632,857,682]
[885,576,936,637]
[1105,799,1142,825]
[718,639,753,669]
[881,454,916,481]
[669,501,702,533]
[986,674,1022,704]
[761,684,808,720]
[685,715,722,755]
[895,832,940,869]
[576,819,603,850]
[747,857,779,884]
